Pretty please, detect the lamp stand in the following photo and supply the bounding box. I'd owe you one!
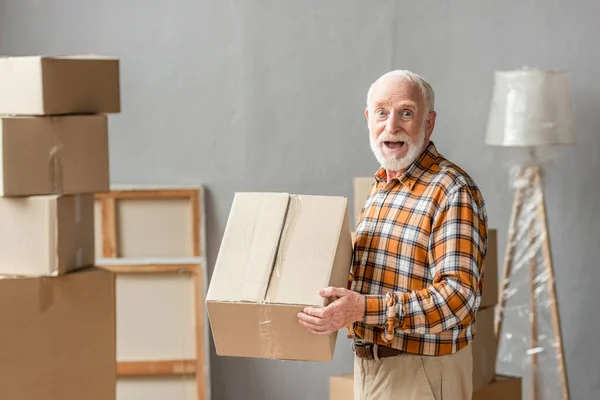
[494,161,570,400]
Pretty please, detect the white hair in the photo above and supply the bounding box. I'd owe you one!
[366,70,435,112]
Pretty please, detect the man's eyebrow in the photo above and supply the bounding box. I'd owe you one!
[373,100,418,109]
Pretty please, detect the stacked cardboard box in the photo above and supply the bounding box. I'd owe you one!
[0,55,120,400]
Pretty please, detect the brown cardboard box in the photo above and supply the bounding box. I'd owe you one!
[329,374,521,399]
[0,194,95,276]
[0,115,110,197]
[474,375,522,400]
[480,228,499,308]
[353,177,374,226]
[472,305,497,390]
[0,267,116,400]
[330,374,353,400]
[206,192,353,361]
[0,55,120,115]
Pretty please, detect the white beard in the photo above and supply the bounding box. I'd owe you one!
[370,128,426,172]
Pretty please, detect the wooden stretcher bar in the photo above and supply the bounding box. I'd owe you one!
[95,186,209,400]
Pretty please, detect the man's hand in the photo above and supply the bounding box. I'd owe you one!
[297,287,365,336]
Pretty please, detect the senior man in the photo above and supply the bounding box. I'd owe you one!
[298,70,488,400]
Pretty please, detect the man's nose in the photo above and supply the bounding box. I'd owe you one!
[386,112,400,133]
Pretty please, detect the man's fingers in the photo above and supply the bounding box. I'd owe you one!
[298,318,332,332]
[302,305,332,318]
[308,327,337,336]
[319,287,348,298]
[297,312,327,326]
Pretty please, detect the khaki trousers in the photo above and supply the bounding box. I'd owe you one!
[353,344,472,400]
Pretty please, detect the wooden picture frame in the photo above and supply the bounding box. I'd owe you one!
[95,186,210,400]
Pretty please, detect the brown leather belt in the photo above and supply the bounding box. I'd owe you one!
[353,342,402,359]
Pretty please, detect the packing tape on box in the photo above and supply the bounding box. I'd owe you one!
[48,195,59,275]
[75,195,84,267]
[253,195,302,359]
[271,195,300,281]
[49,118,64,193]
[257,305,283,359]
[74,194,81,223]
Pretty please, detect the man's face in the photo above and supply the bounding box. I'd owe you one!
[366,78,436,173]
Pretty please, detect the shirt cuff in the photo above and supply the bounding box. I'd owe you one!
[364,294,387,327]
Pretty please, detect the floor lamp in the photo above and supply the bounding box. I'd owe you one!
[485,69,573,400]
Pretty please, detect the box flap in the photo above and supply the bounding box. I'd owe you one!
[265,195,347,306]
[207,192,290,303]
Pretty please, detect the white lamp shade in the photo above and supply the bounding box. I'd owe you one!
[485,69,575,147]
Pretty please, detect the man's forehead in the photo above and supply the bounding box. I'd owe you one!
[370,78,423,106]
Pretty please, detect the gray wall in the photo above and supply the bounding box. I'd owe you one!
[1,1,598,399]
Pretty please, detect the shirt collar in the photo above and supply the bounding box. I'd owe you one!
[374,141,440,190]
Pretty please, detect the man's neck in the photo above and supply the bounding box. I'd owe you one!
[385,169,405,183]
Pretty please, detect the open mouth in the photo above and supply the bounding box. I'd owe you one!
[384,141,405,150]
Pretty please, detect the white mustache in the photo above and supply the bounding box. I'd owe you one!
[377,132,410,144]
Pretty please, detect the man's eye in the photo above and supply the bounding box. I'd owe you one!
[402,110,413,117]
[376,110,387,116]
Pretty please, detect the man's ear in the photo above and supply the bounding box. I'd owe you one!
[365,108,369,121]
[425,111,437,139]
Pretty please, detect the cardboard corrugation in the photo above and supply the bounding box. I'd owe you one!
[207,192,353,361]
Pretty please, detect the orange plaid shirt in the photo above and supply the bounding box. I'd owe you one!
[348,142,488,356]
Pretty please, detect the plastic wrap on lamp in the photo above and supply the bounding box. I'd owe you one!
[485,69,575,147]
[496,163,569,400]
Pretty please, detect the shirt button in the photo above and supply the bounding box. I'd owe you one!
[380,192,386,199]
[361,260,366,266]
[370,226,376,232]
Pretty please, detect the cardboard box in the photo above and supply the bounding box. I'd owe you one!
[0,194,95,276]
[329,374,521,399]
[0,55,120,115]
[330,374,354,400]
[206,192,353,361]
[0,267,116,400]
[480,228,499,308]
[472,306,497,390]
[474,375,522,400]
[352,177,374,226]
[0,115,110,197]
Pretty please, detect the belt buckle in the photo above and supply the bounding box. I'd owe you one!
[353,341,376,360]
